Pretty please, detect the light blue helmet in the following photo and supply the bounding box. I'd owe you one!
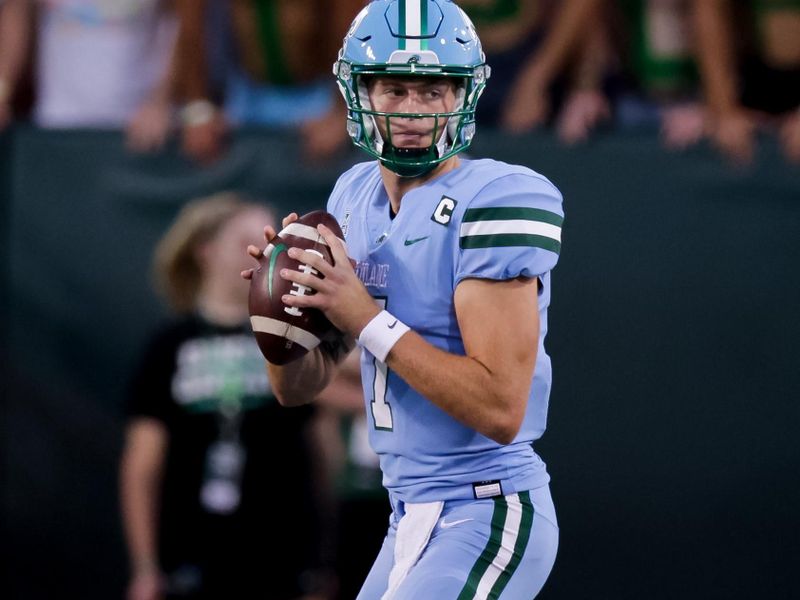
[333,0,491,177]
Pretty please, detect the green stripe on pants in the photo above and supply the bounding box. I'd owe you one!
[457,496,508,600]
[487,492,534,599]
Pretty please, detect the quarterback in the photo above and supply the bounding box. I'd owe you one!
[247,1,564,598]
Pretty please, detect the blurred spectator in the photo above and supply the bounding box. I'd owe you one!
[0,0,178,151]
[515,0,703,148]
[551,14,614,145]
[460,0,556,127]
[314,352,389,600]
[694,0,800,164]
[173,0,364,164]
[0,0,32,130]
[604,0,705,149]
[119,193,327,600]
[461,0,605,135]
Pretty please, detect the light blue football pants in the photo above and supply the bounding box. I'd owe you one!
[356,485,558,600]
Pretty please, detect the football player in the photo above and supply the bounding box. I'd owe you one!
[245,1,564,598]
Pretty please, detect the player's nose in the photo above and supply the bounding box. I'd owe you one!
[398,91,427,115]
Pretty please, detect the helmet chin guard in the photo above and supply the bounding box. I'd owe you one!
[334,0,490,177]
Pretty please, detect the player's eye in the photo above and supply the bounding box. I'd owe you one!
[426,87,448,99]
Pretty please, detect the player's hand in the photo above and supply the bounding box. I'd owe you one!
[779,110,800,164]
[280,223,378,336]
[241,213,299,280]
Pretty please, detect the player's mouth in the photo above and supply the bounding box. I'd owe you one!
[391,132,430,147]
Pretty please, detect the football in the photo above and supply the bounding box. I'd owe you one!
[248,210,343,365]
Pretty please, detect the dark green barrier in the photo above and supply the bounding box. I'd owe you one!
[4,127,800,599]
[1,128,13,357]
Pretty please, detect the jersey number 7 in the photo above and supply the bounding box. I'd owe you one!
[370,297,393,430]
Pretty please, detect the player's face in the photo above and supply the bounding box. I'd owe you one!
[368,77,458,148]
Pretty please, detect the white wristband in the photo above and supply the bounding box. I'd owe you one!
[357,310,409,362]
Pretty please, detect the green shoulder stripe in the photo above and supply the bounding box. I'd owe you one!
[463,206,563,226]
[460,234,561,253]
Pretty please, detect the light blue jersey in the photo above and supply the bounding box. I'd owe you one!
[328,158,563,504]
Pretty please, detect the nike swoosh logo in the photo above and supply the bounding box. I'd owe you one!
[404,236,429,246]
[387,320,398,329]
[267,243,287,300]
[439,517,474,529]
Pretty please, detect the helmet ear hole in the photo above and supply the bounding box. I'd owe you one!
[447,84,467,141]
[356,75,383,153]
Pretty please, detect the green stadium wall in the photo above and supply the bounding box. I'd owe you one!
[2,126,799,599]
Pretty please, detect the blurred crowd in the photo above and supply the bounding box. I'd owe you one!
[0,0,798,166]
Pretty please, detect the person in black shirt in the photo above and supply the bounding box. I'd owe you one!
[119,193,327,600]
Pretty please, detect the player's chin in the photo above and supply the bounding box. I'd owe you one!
[392,135,432,148]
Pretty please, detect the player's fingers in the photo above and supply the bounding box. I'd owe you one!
[263,225,277,241]
[281,213,299,229]
[287,247,333,276]
[241,268,255,280]
[317,224,351,269]
[279,266,327,292]
[281,291,320,309]
[247,244,263,259]
[279,277,328,311]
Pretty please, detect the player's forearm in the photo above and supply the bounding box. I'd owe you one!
[267,336,354,406]
[314,349,364,413]
[385,332,530,445]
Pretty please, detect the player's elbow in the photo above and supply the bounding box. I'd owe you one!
[268,374,312,407]
[489,419,522,445]
[273,387,313,407]
[267,360,326,407]
[486,398,525,445]
[270,369,329,406]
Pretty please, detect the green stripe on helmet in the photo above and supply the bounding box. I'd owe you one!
[421,0,429,49]
[399,0,406,48]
